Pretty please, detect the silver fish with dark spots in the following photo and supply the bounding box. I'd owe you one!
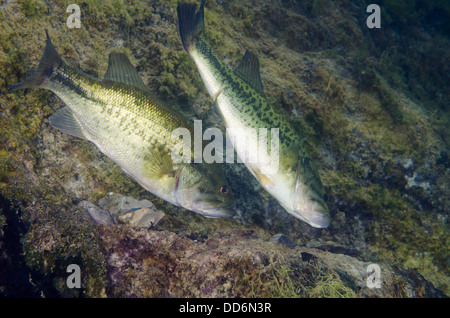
[177,1,329,227]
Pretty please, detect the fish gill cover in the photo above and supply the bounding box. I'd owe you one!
[0,0,448,298]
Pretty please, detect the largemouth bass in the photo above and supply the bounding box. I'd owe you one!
[177,0,329,227]
[9,31,235,218]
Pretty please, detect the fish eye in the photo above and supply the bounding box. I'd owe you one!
[219,185,229,195]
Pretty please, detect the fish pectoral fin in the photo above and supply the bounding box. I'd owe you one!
[49,107,87,140]
[282,139,309,168]
[234,50,265,98]
[144,149,176,180]
[212,90,222,118]
[252,166,274,189]
[103,52,148,91]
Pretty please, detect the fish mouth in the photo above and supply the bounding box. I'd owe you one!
[290,166,330,228]
[200,206,236,218]
[193,199,236,218]
[178,196,236,218]
[282,198,329,228]
[175,183,236,218]
[294,201,329,228]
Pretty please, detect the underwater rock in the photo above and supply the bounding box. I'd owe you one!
[308,247,447,298]
[270,233,297,249]
[314,244,361,258]
[300,252,318,263]
[98,193,155,218]
[1,0,449,297]
[93,193,165,228]
[117,207,165,228]
[78,200,116,225]
[99,226,446,298]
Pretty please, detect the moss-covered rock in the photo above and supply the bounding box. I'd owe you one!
[0,0,448,297]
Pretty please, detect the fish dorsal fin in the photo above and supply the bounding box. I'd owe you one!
[234,50,265,97]
[103,53,147,90]
[49,107,87,140]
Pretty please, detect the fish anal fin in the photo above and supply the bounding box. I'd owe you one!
[252,166,274,188]
[211,90,223,117]
[49,107,87,140]
[234,50,265,97]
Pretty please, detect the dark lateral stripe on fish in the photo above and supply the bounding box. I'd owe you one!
[8,30,236,218]
[177,0,330,227]
[52,71,89,99]
[178,2,295,144]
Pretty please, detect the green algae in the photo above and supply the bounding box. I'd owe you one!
[0,0,448,297]
[236,251,356,298]
[307,272,356,298]
[20,201,108,297]
[20,0,47,18]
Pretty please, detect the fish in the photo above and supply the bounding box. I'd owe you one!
[177,0,330,227]
[8,30,235,218]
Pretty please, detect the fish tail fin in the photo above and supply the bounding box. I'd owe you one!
[177,0,206,53]
[8,30,63,93]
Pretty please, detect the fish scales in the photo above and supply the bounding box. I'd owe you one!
[50,67,184,172]
[193,36,295,148]
[177,0,330,227]
[9,31,235,218]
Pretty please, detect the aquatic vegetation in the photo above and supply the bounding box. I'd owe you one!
[0,0,448,297]
[267,256,356,298]
[308,272,356,298]
[312,0,331,16]
[20,0,46,18]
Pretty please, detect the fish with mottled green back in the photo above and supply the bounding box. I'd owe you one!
[9,31,235,218]
[177,0,329,227]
